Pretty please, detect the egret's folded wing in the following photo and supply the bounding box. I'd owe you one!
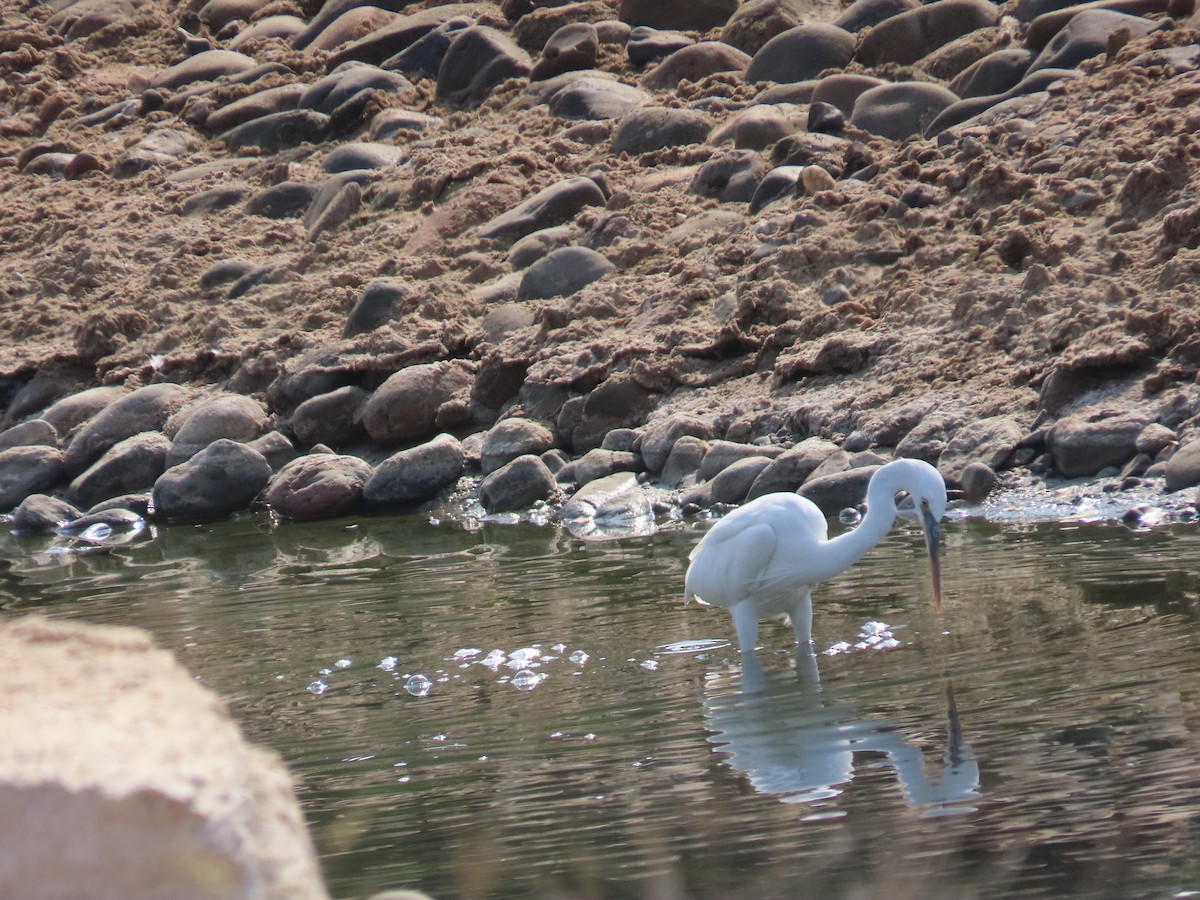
[685,521,778,607]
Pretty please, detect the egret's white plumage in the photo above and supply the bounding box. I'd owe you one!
[684,458,946,653]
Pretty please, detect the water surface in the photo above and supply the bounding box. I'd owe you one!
[3,505,1200,899]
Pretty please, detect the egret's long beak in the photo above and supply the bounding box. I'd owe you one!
[922,506,943,614]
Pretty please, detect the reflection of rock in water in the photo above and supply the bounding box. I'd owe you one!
[704,655,980,813]
[562,473,657,541]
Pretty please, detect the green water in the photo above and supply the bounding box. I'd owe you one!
[3,507,1200,899]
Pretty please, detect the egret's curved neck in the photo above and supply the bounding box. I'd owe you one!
[817,467,906,581]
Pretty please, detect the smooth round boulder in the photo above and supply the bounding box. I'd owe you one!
[744,25,855,85]
[1164,439,1200,491]
[949,48,1037,99]
[221,110,329,154]
[363,433,465,507]
[749,165,804,213]
[152,439,272,522]
[39,386,127,438]
[201,84,307,134]
[308,7,399,52]
[198,0,275,32]
[322,142,405,173]
[710,456,774,503]
[291,386,370,448]
[149,50,257,91]
[936,416,1022,486]
[746,436,839,498]
[619,0,739,31]
[626,26,694,66]
[478,176,606,243]
[1027,9,1156,74]
[344,279,408,337]
[69,432,172,509]
[721,0,814,54]
[381,17,472,77]
[850,82,960,141]
[64,384,191,476]
[555,448,643,487]
[1046,411,1151,477]
[165,394,268,467]
[479,454,558,513]
[481,418,556,475]
[436,26,533,109]
[691,149,770,203]
[834,0,921,31]
[541,74,650,120]
[854,0,1000,67]
[611,106,713,155]
[362,360,475,445]
[245,181,319,219]
[265,453,373,520]
[0,419,58,451]
[531,22,599,81]
[517,246,615,300]
[299,65,415,115]
[12,493,81,533]
[660,435,710,488]
[227,14,307,49]
[708,104,801,149]
[799,465,880,516]
[643,42,751,90]
[639,415,715,474]
[0,446,65,511]
[960,461,998,503]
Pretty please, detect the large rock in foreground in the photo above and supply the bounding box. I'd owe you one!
[0,616,327,900]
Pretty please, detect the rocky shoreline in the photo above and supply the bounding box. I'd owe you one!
[5,0,1200,531]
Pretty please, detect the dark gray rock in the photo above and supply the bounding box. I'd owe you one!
[619,0,739,31]
[245,181,318,219]
[834,0,921,32]
[344,278,408,337]
[369,108,443,140]
[305,170,372,231]
[850,81,960,141]
[199,258,259,292]
[660,435,710,487]
[746,436,839,498]
[960,461,997,503]
[925,67,1081,136]
[744,25,856,85]
[541,73,650,120]
[1136,423,1176,456]
[299,64,414,114]
[799,465,880,515]
[165,394,268,467]
[382,17,473,78]
[322,142,405,173]
[811,73,887,114]
[640,414,715,474]
[1046,411,1152,477]
[184,186,249,216]
[691,149,769,203]
[0,419,58,451]
[721,0,813,54]
[227,13,306,48]
[12,494,80,533]
[1027,9,1156,74]
[936,415,1023,486]
[518,246,614,300]
[611,106,713,155]
[855,0,1000,67]
[478,176,606,243]
[0,446,65,511]
[1164,439,1200,491]
[150,50,257,91]
[363,433,465,507]
[222,110,329,153]
[481,417,556,475]
[323,4,484,68]
[556,448,642,486]
[709,104,802,150]
[749,165,803,213]
[710,455,773,503]
[40,386,126,438]
[152,438,272,521]
[698,441,782,481]
[895,415,959,463]
[265,453,373,519]
[626,26,694,66]
[949,48,1036,98]
[508,226,574,269]
[249,431,299,471]
[64,384,191,476]
[69,432,171,508]
[532,22,599,81]
[362,360,475,445]
[479,454,558,512]
[437,26,533,109]
[643,41,750,90]
[292,386,370,447]
[201,83,307,133]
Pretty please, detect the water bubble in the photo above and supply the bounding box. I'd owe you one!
[569,650,590,666]
[404,674,433,697]
[378,656,398,672]
[823,642,852,656]
[76,522,114,544]
[584,733,596,741]
[334,658,352,669]
[640,660,659,671]
[839,507,862,526]
[509,647,541,665]
[551,643,567,653]
[307,680,328,695]
[511,669,544,691]
[319,668,333,676]
[480,649,506,670]
[452,647,482,660]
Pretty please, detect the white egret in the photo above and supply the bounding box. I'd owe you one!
[684,458,946,653]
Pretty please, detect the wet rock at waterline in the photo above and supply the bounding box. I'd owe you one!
[69,432,172,510]
[11,494,81,534]
[363,433,465,508]
[479,454,558,513]
[265,453,373,520]
[0,617,327,900]
[152,439,273,521]
[0,446,66,512]
[64,384,192,477]
[481,418,557,475]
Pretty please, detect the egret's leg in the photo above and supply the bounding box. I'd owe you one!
[788,591,814,653]
[731,600,760,653]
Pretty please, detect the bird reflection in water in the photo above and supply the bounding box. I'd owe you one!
[704,653,981,815]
